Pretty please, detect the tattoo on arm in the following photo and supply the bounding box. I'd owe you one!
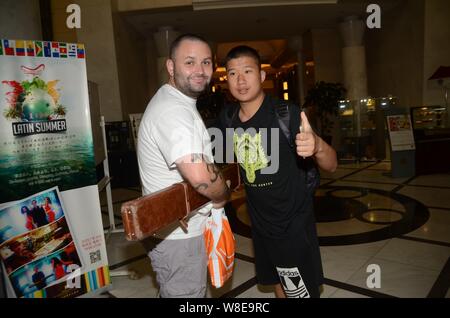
[190,153,222,184]
[206,163,221,183]
[188,154,225,196]
[194,183,208,191]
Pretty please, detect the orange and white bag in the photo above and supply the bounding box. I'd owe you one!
[204,207,235,288]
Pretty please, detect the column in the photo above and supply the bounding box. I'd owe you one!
[153,26,180,87]
[339,16,368,139]
[339,16,368,100]
[288,36,306,106]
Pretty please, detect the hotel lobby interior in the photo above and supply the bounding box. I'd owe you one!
[1,0,449,299]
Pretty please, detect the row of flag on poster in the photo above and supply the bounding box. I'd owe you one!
[0,39,85,59]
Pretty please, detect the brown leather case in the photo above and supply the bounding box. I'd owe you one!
[121,163,240,241]
[121,184,189,241]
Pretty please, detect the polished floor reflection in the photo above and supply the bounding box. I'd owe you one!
[98,161,450,298]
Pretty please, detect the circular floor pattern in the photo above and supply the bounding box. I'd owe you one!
[225,186,430,246]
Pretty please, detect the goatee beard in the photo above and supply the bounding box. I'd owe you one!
[176,80,209,99]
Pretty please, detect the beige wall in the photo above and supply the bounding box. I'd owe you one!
[366,0,450,108]
[0,0,42,40]
[52,0,159,120]
[72,0,123,121]
[423,0,450,106]
[51,0,78,43]
[52,0,123,121]
[111,8,151,117]
[146,39,160,100]
[50,0,161,120]
[366,0,425,108]
[311,28,343,84]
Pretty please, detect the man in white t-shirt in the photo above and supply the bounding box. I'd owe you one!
[137,34,230,298]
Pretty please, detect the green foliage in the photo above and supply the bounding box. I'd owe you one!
[3,106,21,119]
[21,77,47,92]
[303,81,346,136]
[3,77,67,121]
[54,104,66,116]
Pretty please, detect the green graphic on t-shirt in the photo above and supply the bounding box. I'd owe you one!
[233,131,268,183]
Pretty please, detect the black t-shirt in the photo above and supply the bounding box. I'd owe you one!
[217,95,312,238]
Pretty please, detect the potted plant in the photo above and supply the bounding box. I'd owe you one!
[303,81,346,144]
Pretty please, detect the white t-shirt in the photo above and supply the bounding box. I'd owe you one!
[137,84,213,240]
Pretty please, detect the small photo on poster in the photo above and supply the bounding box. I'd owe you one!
[1,217,73,274]
[0,186,83,297]
[9,242,82,297]
[0,187,65,242]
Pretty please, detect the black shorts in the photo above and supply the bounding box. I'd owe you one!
[252,211,323,298]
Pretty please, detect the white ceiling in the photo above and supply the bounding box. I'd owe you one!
[123,0,402,66]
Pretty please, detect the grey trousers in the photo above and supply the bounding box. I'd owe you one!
[144,235,207,298]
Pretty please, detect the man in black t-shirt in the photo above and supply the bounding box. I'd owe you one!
[216,46,337,298]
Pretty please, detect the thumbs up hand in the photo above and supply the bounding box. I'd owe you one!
[295,111,318,158]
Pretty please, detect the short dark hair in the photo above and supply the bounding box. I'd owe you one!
[224,45,261,70]
[169,33,210,60]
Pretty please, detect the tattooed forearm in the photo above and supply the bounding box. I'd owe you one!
[187,154,225,195]
[194,183,208,191]
[206,163,221,183]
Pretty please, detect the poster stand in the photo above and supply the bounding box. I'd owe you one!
[99,116,138,280]
[386,109,416,178]
[0,263,5,298]
[99,116,118,236]
[0,39,113,297]
[0,111,134,300]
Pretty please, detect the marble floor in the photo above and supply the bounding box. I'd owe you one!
[98,161,450,298]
